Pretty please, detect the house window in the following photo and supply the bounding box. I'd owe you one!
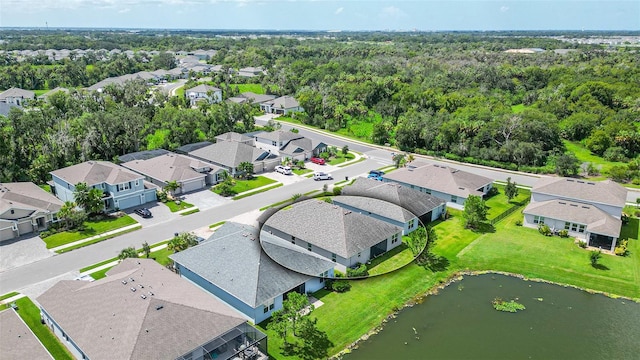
[331,253,336,262]
[564,222,570,230]
[533,216,544,224]
[291,236,296,244]
[408,219,416,229]
[391,233,399,244]
[263,299,274,313]
[578,225,585,233]
[135,180,139,187]
[571,223,578,232]
[451,196,457,204]
[307,243,312,251]
[358,252,361,257]
[117,182,130,192]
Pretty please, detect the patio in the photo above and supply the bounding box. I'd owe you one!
[175,323,268,360]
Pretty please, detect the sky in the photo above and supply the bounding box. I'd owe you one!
[1,0,638,31]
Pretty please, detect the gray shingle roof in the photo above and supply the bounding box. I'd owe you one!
[332,195,416,223]
[260,231,342,276]
[254,130,302,144]
[215,132,253,144]
[532,177,627,208]
[523,199,622,238]
[240,92,275,104]
[118,149,171,163]
[342,177,444,218]
[383,164,494,198]
[0,87,35,100]
[122,153,221,184]
[0,309,53,359]
[188,141,268,169]
[280,138,312,155]
[50,161,143,187]
[264,96,299,109]
[37,259,245,360]
[186,84,220,93]
[175,141,214,154]
[0,182,64,215]
[263,199,402,258]
[171,223,318,308]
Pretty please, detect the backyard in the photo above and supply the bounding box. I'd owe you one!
[484,185,531,221]
[42,215,138,249]
[231,83,264,94]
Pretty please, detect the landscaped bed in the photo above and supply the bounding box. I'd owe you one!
[164,200,195,212]
[328,152,355,165]
[42,215,138,249]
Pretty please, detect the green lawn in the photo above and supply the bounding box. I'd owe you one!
[231,83,264,94]
[233,183,283,200]
[90,266,113,280]
[33,89,49,96]
[175,86,185,98]
[0,291,19,301]
[164,200,195,212]
[328,152,355,166]
[149,246,175,266]
[14,297,74,360]
[293,168,312,176]
[38,184,52,193]
[209,221,226,229]
[43,215,138,249]
[564,140,627,174]
[484,185,530,220]
[367,243,414,276]
[213,176,277,195]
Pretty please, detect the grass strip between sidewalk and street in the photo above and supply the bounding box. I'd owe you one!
[55,226,141,254]
[0,291,19,301]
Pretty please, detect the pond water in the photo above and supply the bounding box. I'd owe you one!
[343,274,640,360]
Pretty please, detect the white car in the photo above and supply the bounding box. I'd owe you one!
[275,165,292,175]
[313,172,333,181]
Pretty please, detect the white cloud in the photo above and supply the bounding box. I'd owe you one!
[380,6,406,20]
[118,7,131,13]
[500,6,509,13]
[335,7,343,15]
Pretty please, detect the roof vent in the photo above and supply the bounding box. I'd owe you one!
[130,287,136,292]
[140,294,147,300]
[566,179,574,182]
[577,180,584,184]
[587,182,595,185]
[582,206,590,209]
[129,277,135,282]
[149,292,154,296]
[138,284,144,289]
[570,204,578,207]
[156,305,163,310]
[121,280,127,285]
[559,202,566,205]
[458,187,465,190]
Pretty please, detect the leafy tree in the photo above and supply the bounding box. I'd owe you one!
[57,201,85,230]
[463,195,488,229]
[215,172,236,197]
[585,130,613,156]
[341,145,349,155]
[119,247,139,260]
[269,292,310,339]
[73,182,104,216]
[555,153,580,177]
[238,162,254,179]
[152,52,176,70]
[504,177,519,201]
[296,160,305,169]
[142,242,151,258]
[608,165,629,182]
[406,154,415,163]
[167,232,198,253]
[392,153,406,168]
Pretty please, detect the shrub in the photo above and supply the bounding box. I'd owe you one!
[578,241,588,248]
[558,229,569,238]
[157,190,168,203]
[331,280,352,293]
[515,220,522,226]
[614,239,629,257]
[538,224,552,236]
[487,187,499,197]
[346,263,368,277]
[333,186,342,196]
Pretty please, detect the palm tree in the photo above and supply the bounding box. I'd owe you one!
[57,201,76,230]
[238,162,254,179]
[406,154,415,163]
[118,247,139,260]
[73,182,90,211]
[164,180,180,197]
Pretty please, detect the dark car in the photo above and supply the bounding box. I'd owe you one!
[134,208,152,218]
[310,157,326,165]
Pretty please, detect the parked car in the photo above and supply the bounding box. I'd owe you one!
[134,208,152,218]
[275,165,293,175]
[369,169,385,177]
[310,157,326,165]
[367,173,383,181]
[313,172,333,181]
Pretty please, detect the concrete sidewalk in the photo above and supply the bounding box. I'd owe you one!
[50,223,142,252]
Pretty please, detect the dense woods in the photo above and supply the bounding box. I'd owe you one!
[1,30,638,185]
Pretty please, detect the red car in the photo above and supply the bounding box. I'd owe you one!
[310,157,326,165]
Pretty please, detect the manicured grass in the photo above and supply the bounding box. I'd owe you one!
[564,140,627,175]
[149,246,175,266]
[260,198,294,211]
[80,257,118,273]
[212,176,277,196]
[33,89,49,96]
[55,226,141,254]
[293,168,312,176]
[0,291,19,301]
[43,215,138,249]
[209,221,226,229]
[180,208,200,216]
[484,185,530,220]
[338,156,366,168]
[231,83,264,94]
[304,190,321,196]
[164,200,195,212]
[367,243,414,276]
[233,183,283,200]
[14,297,74,360]
[38,184,52,193]
[620,217,639,241]
[328,152,355,165]
[90,266,113,280]
[175,86,185,98]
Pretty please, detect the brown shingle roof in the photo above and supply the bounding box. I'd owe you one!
[383,164,494,198]
[50,161,142,186]
[0,182,63,215]
[532,177,627,208]
[37,259,245,360]
[122,153,220,184]
[0,309,53,359]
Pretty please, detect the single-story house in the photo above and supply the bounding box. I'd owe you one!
[118,149,171,163]
[0,88,35,106]
[332,196,418,235]
[0,182,63,242]
[253,130,327,161]
[260,96,303,115]
[261,199,404,271]
[236,67,265,77]
[187,141,279,176]
[175,141,214,155]
[523,177,627,251]
[0,308,53,359]
[185,84,222,106]
[37,259,267,360]
[382,163,494,209]
[171,222,333,324]
[50,161,157,212]
[341,177,446,224]
[122,153,225,195]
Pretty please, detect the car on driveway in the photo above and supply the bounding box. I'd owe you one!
[134,208,153,218]
[313,172,333,181]
[275,165,293,175]
[310,157,326,165]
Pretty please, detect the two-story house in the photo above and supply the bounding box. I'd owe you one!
[50,161,157,212]
[0,87,35,106]
[0,182,63,242]
[185,84,222,106]
[523,177,628,251]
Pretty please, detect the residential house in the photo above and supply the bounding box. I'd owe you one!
[37,87,69,101]
[187,141,278,176]
[523,177,628,251]
[215,131,254,146]
[171,222,333,324]
[260,96,303,115]
[185,84,222,106]
[227,92,276,105]
[253,130,327,161]
[341,177,446,224]
[0,309,53,359]
[382,163,494,209]
[0,102,19,117]
[50,161,157,212]
[261,199,404,271]
[193,49,217,61]
[37,259,267,360]
[0,88,35,106]
[236,67,265,77]
[175,141,214,155]
[122,153,225,194]
[0,182,63,242]
[332,196,419,235]
[118,149,171,163]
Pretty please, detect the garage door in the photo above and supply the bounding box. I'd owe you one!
[0,227,16,242]
[17,221,34,237]
[116,195,142,210]
[181,179,205,194]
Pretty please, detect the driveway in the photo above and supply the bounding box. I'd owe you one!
[127,202,177,227]
[181,189,230,211]
[263,171,303,186]
[0,234,52,272]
